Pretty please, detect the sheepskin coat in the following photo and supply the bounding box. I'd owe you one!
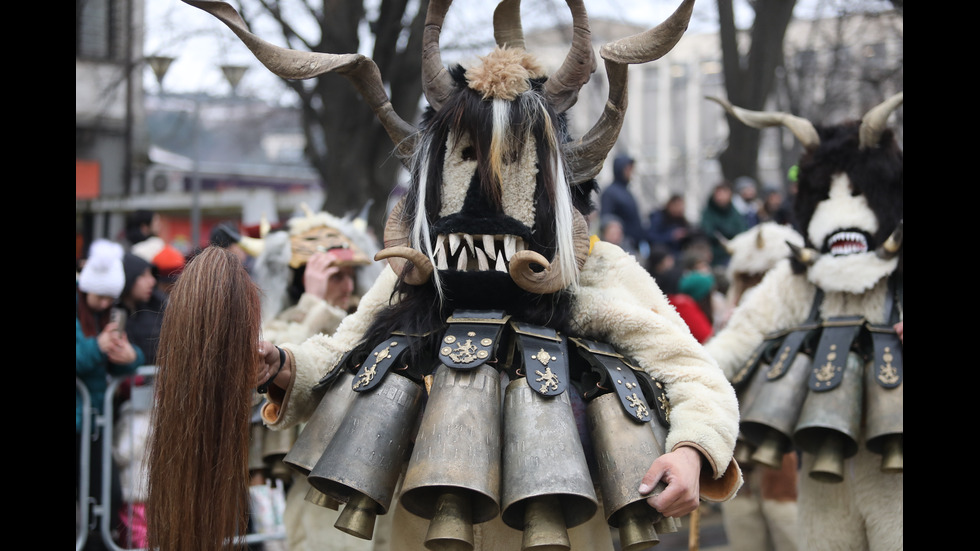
[706,257,902,551]
[265,241,742,500]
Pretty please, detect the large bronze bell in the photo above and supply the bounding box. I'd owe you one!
[262,425,298,482]
[587,391,667,551]
[793,351,863,483]
[500,377,598,551]
[307,372,424,539]
[731,358,769,466]
[864,356,903,473]
[399,363,503,551]
[740,353,813,469]
[284,371,359,476]
[283,371,359,509]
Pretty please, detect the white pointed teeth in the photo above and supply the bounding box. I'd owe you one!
[434,233,526,273]
[827,231,869,256]
[504,235,517,258]
[475,247,490,270]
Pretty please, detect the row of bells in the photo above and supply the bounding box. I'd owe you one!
[734,350,903,481]
[277,363,677,551]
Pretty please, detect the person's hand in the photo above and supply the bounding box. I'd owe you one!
[639,446,703,518]
[893,321,903,344]
[256,340,290,392]
[104,332,138,365]
[303,251,341,301]
[97,323,119,353]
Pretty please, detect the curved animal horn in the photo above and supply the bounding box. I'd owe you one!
[493,0,525,50]
[715,231,732,255]
[420,0,457,111]
[756,227,766,250]
[563,0,695,185]
[875,220,903,260]
[787,241,820,267]
[706,95,821,151]
[183,0,418,162]
[859,92,903,150]
[542,0,597,114]
[508,211,590,294]
[374,196,434,285]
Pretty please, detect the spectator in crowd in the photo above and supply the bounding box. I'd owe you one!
[77,239,145,550]
[756,187,786,226]
[652,258,714,344]
[600,154,647,257]
[123,209,161,250]
[647,194,693,262]
[132,236,186,294]
[700,181,748,269]
[118,252,169,366]
[732,177,762,229]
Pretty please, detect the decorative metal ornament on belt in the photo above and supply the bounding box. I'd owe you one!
[730,275,903,482]
[286,310,675,551]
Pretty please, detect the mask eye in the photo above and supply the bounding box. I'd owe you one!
[461,146,476,162]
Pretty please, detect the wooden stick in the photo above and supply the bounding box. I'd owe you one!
[688,505,701,551]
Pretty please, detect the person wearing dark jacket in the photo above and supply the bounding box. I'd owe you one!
[647,194,693,261]
[118,253,169,365]
[600,154,647,256]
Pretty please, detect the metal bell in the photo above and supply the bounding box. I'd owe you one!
[305,485,340,509]
[284,371,359,476]
[263,425,297,482]
[740,353,813,469]
[500,377,598,551]
[399,363,503,551]
[249,423,267,476]
[864,358,903,473]
[307,372,424,539]
[587,391,667,551]
[793,351,863,483]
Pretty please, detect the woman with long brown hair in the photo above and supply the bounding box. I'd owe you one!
[145,246,270,551]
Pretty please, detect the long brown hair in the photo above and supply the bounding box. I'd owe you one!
[146,246,261,551]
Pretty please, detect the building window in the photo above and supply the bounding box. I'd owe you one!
[76,0,128,61]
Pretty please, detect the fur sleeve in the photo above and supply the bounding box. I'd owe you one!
[571,242,741,495]
[262,266,400,429]
[705,261,815,380]
[261,293,349,347]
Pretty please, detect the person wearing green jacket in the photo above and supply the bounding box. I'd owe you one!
[700,181,748,269]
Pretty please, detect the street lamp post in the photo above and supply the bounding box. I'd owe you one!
[145,57,248,249]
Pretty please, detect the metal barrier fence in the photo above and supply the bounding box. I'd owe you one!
[76,366,287,550]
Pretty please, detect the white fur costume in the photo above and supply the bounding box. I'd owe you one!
[715,222,806,551]
[261,241,743,549]
[707,179,902,551]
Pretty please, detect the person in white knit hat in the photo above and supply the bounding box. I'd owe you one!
[77,238,146,550]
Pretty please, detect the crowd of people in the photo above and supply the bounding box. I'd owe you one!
[597,154,799,346]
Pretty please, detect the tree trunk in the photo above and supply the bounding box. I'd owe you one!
[716,0,797,183]
[246,0,429,237]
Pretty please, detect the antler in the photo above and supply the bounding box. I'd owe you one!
[420,0,457,111]
[182,0,418,162]
[493,0,525,50]
[859,92,903,150]
[705,95,821,151]
[563,0,696,185]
